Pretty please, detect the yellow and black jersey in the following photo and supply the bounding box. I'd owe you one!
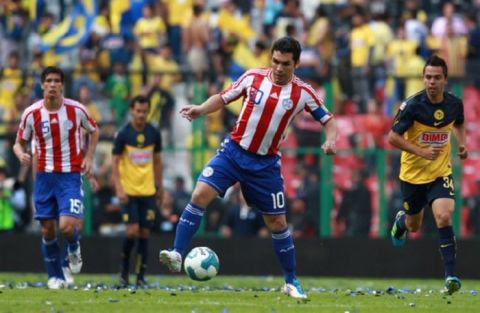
[112,123,162,196]
[392,90,464,184]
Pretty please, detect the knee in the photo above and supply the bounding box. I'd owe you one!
[190,190,210,208]
[58,223,75,236]
[406,220,421,233]
[126,225,140,238]
[41,226,56,240]
[435,212,452,228]
[265,217,288,233]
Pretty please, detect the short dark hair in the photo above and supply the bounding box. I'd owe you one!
[130,95,150,108]
[423,55,448,78]
[41,66,65,83]
[271,37,302,62]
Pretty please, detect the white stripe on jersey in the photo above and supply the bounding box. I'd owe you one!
[238,78,273,151]
[58,107,71,172]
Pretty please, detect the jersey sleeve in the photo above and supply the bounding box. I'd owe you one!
[220,70,254,104]
[112,130,126,155]
[154,127,162,153]
[16,110,34,142]
[454,99,464,125]
[302,87,333,124]
[391,101,414,134]
[80,106,97,132]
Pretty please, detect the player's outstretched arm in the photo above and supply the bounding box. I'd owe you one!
[453,123,468,160]
[82,127,100,176]
[180,94,225,121]
[13,138,31,166]
[321,117,337,155]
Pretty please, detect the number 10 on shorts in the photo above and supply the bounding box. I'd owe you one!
[271,192,285,209]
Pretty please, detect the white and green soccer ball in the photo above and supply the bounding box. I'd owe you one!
[184,247,220,281]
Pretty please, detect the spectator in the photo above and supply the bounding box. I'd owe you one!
[465,180,480,236]
[92,151,124,236]
[142,72,175,147]
[0,51,24,112]
[172,176,191,214]
[133,3,166,55]
[220,186,268,238]
[288,196,315,238]
[431,1,467,38]
[0,1,28,67]
[157,190,179,234]
[183,2,210,77]
[349,9,374,113]
[148,45,181,93]
[336,169,372,237]
[105,62,131,127]
[0,160,15,232]
[464,13,480,88]
[162,0,193,63]
[386,23,418,114]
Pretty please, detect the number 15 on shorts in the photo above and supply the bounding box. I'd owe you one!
[70,198,84,214]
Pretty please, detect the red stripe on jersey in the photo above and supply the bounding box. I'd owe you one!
[50,113,62,172]
[33,110,46,172]
[66,105,80,171]
[231,75,264,144]
[248,84,283,153]
[268,84,302,154]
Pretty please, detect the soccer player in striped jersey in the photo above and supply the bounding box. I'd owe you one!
[160,37,337,299]
[14,66,99,289]
[388,55,467,294]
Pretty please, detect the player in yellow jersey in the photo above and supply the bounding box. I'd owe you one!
[111,95,164,287]
[388,55,467,295]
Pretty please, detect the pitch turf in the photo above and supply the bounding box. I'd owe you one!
[0,273,479,313]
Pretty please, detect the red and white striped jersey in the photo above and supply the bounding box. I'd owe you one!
[221,68,333,155]
[17,98,97,173]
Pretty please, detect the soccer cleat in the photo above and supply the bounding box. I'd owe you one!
[136,278,148,288]
[444,276,461,295]
[391,211,407,247]
[62,266,74,286]
[282,279,307,299]
[68,246,83,274]
[159,249,182,273]
[47,277,67,289]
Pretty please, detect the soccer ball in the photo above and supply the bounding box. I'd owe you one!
[184,247,220,281]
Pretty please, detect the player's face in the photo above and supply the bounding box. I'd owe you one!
[41,73,63,100]
[130,101,149,127]
[423,65,447,99]
[270,51,298,85]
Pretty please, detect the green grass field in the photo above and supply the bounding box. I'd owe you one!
[0,273,479,313]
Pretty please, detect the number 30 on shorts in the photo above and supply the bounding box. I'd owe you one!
[442,176,454,194]
[69,198,84,214]
[271,192,285,209]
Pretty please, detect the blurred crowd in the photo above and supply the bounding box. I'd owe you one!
[0,0,480,239]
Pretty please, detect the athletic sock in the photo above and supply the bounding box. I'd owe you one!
[173,202,204,256]
[135,238,148,282]
[61,241,69,268]
[438,226,456,277]
[65,228,80,253]
[393,211,407,238]
[271,228,296,284]
[42,237,64,279]
[121,237,136,275]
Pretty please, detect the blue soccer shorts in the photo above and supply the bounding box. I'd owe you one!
[198,139,287,215]
[34,172,84,220]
